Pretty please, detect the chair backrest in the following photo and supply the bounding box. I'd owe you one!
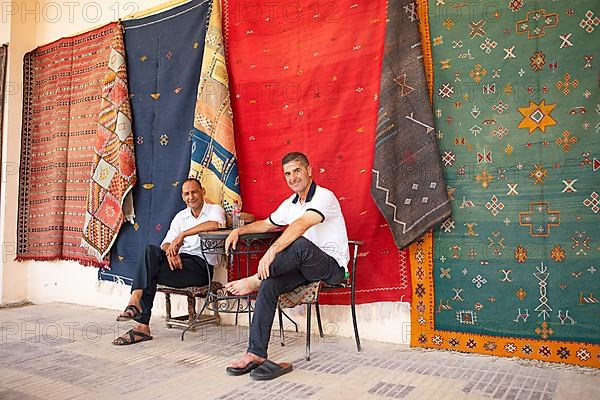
[346,240,363,287]
[319,240,362,289]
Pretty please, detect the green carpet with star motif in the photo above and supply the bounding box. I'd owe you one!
[430,0,599,344]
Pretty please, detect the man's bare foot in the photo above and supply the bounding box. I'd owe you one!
[225,275,261,295]
[228,352,266,369]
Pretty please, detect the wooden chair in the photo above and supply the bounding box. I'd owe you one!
[157,281,223,329]
[156,212,258,332]
[277,240,363,360]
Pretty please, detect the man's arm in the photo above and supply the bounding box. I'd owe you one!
[180,220,220,238]
[160,213,183,268]
[225,218,278,254]
[166,220,220,257]
[238,218,280,235]
[257,211,322,279]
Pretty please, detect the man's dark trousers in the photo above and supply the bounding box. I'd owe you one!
[131,244,212,325]
[248,237,345,358]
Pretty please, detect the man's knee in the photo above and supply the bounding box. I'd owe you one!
[145,244,163,261]
[258,278,283,299]
[286,237,311,253]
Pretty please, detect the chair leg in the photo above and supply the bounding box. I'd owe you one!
[247,295,252,328]
[278,307,285,346]
[351,293,361,352]
[315,302,324,338]
[305,303,311,361]
[164,293,173,328]
[234,298,240,325]
[209,295,221,324]
[164,293,172,320]
[187,296,197,324]
[279,309,299,332]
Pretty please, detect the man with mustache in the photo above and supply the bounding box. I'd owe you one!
[112,178,225,345]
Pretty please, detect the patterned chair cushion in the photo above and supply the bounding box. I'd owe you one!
[157,281,223,297]
[278,281,322,309]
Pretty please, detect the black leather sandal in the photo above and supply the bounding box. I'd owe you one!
[249,360,293,381]
[116,304,141,321]
[226,361,262,376]
[112,329,153,346]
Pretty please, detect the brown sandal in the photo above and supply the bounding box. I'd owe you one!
[112,329,152,346]
[116,305,141,321]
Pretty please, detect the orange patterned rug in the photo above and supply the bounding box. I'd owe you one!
[81,22,136,263]
[410,232,600,367]
[17,23,120,267]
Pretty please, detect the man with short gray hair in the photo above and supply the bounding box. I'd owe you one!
[224,152,349,380]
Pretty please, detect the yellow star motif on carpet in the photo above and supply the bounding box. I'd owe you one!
[517,100,557,134]
[99,167,108,180]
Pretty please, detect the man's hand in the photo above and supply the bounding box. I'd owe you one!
[167,254,183,270]
[166,234,184,257]
[225,229,240,255]
[257,247,276,280]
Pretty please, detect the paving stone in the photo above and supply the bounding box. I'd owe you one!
[0,389,41,400]
[0,303,597,400]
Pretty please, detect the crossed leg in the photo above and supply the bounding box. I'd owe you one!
[226,237,343,370]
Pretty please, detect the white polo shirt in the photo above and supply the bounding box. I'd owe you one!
[161,202,226,266]
[269,182,350,270]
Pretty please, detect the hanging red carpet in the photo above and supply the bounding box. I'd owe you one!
[224,0,411,304]
[17,23,120,267]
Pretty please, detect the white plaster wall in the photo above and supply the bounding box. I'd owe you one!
[0,8,10,303]
[1,0,38,304]
[1,0,412,345]
[34,1,154,45]
[0,10,10,40]
[25,258,412,344]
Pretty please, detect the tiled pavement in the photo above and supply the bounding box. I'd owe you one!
[0,303,598,399]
